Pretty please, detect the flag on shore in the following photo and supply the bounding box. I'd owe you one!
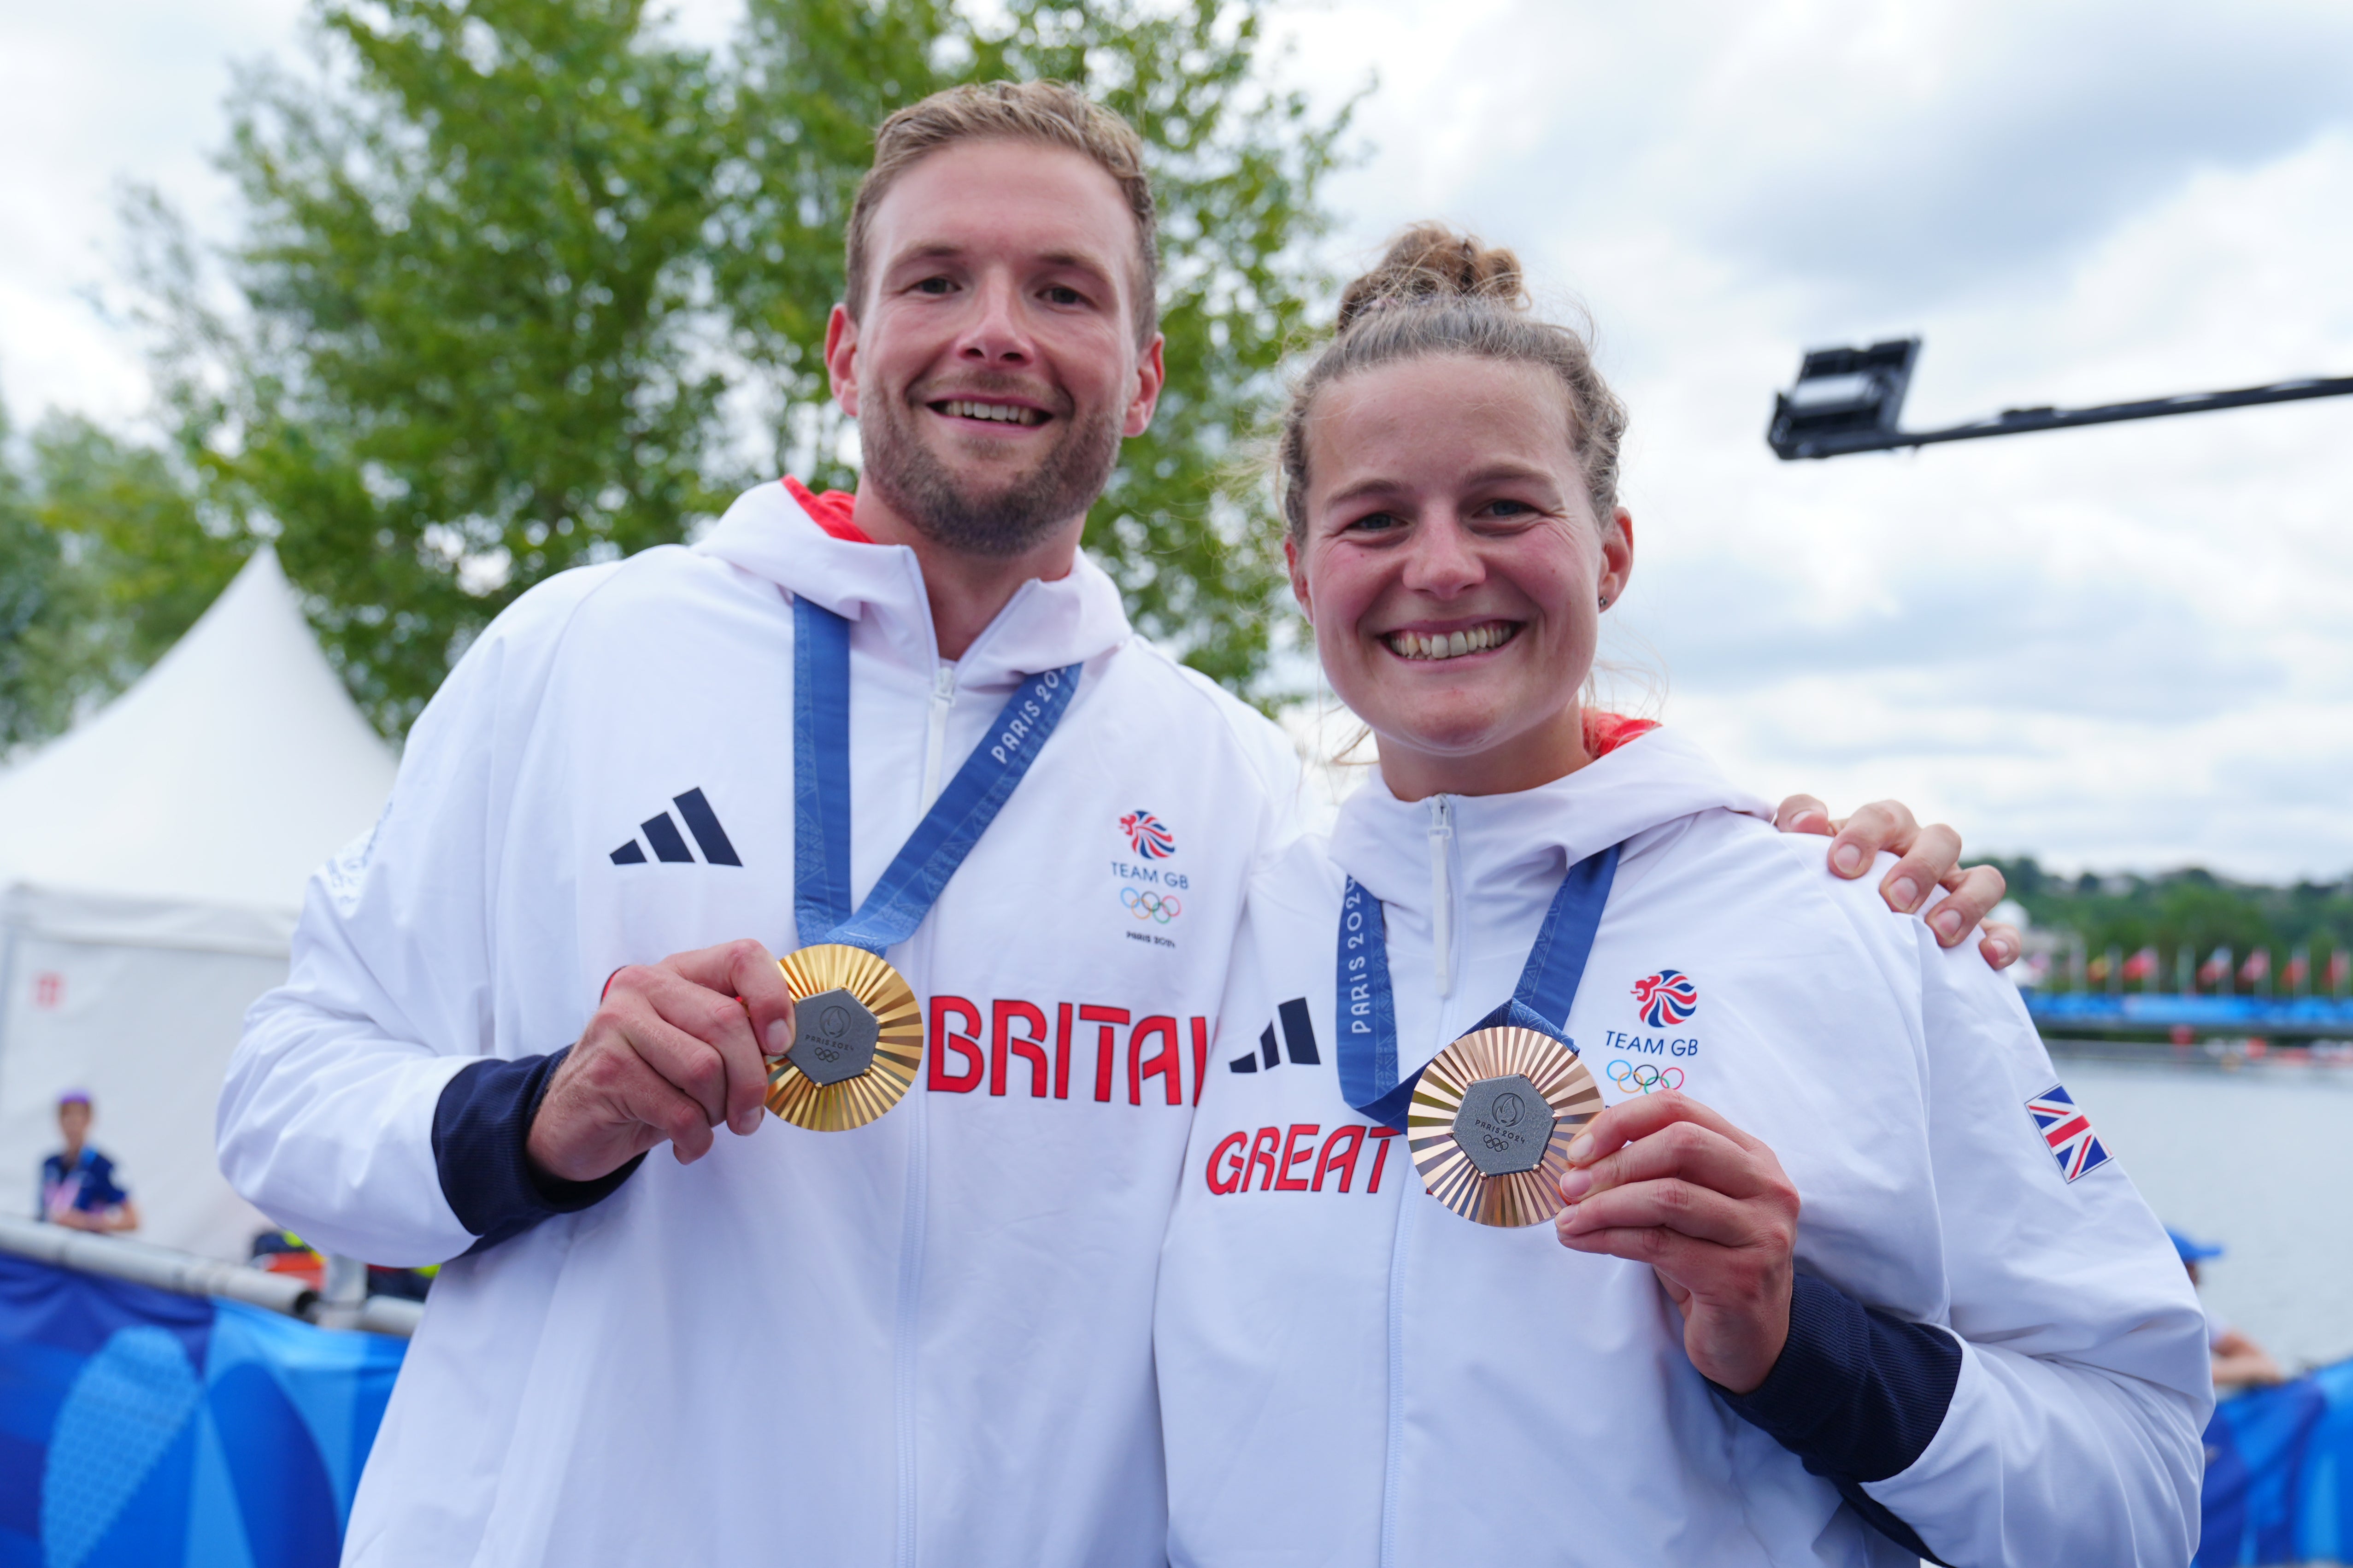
[2201,947,2234,990]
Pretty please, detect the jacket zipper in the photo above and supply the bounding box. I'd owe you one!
[919,663,955,809]
[897,664,954,1568]
[1379,1169,1418,1568]
[1428,796,1456,998]
[894,1022,931,1568]
[1385,795,1453,1560]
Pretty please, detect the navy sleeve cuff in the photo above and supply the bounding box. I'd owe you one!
[430,1046,644,1253]
[1716,1272,1962,1563]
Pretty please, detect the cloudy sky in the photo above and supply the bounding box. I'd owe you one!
[6,0,2351,879]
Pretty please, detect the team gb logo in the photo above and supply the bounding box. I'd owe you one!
[1121,810,1176,860]
[1632,969,1699,1028]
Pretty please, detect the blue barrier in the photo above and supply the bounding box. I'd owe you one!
[2026,992,2353,1033]
[6,1229,2339,1566]
[2200,1362,2353,1565]
[0,1250,405,1567]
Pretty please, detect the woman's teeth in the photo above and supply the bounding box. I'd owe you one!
[1382,623,1518,661]
[939,400,1046,426]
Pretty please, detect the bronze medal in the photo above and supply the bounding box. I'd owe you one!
[765,943,924,1132]
[1408,1026,1604,1227]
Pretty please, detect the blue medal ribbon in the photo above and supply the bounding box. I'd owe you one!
[792,595,1081,956]
[1337,841,1620,1131]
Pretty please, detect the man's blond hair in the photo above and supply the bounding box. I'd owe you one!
[844,81,1160,344]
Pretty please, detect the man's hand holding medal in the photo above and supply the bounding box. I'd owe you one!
[528,939,795,1185]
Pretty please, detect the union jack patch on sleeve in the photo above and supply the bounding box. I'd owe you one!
[2026,1084,2113,1183]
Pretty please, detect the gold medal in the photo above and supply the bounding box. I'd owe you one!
[765,943,924,1132]
[1408,1026,1604,1227]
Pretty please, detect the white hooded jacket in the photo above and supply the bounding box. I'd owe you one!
[218,480,1301,1567]
[1155,727,2209,1567]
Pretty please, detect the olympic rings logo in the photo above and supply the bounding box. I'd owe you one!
[1122,887,1183,922]
[1607,1060,1684,1095]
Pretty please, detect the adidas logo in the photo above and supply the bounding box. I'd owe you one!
[610,788,742,867]
[1231,997,1319,1073]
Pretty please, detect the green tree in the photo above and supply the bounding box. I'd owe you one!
[148,0,1347,735]
[1990,856,2353,995]
[0,405,241,750]
[0,404,80,749]
[160,0,734,734]
[34,416,246,677]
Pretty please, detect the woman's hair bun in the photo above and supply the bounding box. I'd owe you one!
[1334,223,1529,333]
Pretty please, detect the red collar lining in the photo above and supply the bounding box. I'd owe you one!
[783,476,871,544]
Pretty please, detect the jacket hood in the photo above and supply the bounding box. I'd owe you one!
[1327,725,1775,918]
[694,479,1133,686]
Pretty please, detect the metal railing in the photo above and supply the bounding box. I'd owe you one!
[0,1214,423,1338]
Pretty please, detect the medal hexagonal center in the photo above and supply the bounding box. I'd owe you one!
[1451,1073,1556,1177]
[788,988,880,1086]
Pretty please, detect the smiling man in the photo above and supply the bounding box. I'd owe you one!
[218,82,2008,1568]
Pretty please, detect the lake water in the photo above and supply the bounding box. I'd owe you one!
[2059,1052,2353,1372]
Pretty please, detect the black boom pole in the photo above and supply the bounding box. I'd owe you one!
[1766,337,2353,460]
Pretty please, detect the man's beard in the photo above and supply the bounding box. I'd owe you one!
[860,380,1124,559]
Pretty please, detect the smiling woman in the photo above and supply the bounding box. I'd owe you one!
[1278,227,1632,802]
[1153,224,2212,1568]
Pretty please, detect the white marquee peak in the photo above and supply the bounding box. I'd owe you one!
[0,546,397,912]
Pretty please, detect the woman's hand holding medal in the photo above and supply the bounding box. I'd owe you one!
[528,939,799,1184]
[1553,1092,1801,1395]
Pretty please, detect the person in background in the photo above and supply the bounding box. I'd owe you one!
[38,1090,138,1233]
[2174,1228,2283,1389]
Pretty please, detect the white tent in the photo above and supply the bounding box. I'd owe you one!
[0,548,396,1258]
